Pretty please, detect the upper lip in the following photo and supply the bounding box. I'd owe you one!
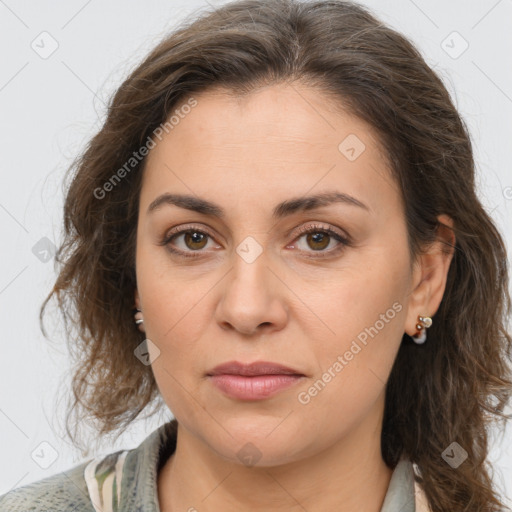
[207,360,304,377]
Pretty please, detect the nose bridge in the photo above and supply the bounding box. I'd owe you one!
[228,235,273,304]
[215,235,288,334]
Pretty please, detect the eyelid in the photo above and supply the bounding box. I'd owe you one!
[163,223,216,241]
[290,222,350,242]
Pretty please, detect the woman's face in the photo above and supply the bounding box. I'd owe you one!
[135,83,420,466]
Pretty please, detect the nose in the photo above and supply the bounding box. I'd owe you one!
[214,249,288,337]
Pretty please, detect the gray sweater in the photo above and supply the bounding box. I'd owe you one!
[0,420,427,511]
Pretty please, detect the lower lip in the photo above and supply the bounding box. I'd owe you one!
[208,374,304,400]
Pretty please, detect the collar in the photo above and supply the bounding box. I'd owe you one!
[84,420,177,512]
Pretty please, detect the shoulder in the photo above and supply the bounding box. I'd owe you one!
[0,449,128,512]
[0,458,96,512]
[0,420,179,512]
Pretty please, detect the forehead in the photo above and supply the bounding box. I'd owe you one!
[159,83,383,156]
[140,83,400,218]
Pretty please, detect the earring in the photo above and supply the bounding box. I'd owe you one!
[134,308,145,332]
[411,315,432,344]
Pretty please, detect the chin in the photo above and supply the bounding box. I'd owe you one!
[203,413,311,467]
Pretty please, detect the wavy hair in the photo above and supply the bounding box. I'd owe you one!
[41,0,512,510]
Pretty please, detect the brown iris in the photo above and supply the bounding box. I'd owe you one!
[305,232,330,251]
[184,231,208,250]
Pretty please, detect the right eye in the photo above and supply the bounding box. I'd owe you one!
[161,225,220,258]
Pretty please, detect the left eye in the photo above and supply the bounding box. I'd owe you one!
[161,224,349,258]
[290,228,346,253]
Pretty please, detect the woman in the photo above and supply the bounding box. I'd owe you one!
[1,0,511,510]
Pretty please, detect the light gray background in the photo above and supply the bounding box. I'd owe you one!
[1,0,511,504]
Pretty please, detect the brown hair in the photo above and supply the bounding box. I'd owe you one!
[41,0,512,509]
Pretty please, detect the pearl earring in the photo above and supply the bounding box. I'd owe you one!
[134,308,145,332]
[411,315,432,344]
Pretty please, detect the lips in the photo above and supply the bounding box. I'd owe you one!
[207,360,304,377]
[206,361,305,400]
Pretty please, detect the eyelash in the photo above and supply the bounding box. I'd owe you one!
[160,223,351,260]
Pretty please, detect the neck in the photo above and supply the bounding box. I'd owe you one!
[158,400,392,512]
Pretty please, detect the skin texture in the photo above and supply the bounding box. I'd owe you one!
[134,83,455,512]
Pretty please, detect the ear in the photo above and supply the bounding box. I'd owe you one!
[404,214,456,337]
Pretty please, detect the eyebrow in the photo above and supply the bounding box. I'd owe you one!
[147,191,370,219]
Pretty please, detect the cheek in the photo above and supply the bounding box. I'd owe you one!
[136,259,211,422]
[135,244,218,377]
[138,276,210,357]
[303,240,408,341]
[137,238,201,324]
[298,246,409,398]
